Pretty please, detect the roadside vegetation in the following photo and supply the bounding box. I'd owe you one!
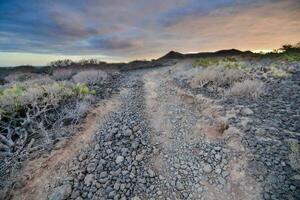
[0,62,116,178]
[192,57,246,70]
[189,43,300,99]
[226,79,264,99]
[264,43,300,62]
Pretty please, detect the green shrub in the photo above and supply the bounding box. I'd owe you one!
[262,43,300,62]
[0,83,76,115]
[74,83,96,96]
[0,85,26,112]
[269,65,290,78]
[281,52,300,62]
[192,57,220,68]
[193,57,245,70]
[222,61,245,70]
[0,82,96,115]
[0,85,25,97]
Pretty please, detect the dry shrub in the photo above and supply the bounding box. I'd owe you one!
[3,76,55,90]
[189,68,246,89]
[226,79,264,99]
[52,68,75,80]
[190,68,222,88]
[192,57,219,68]
[21,76,55,86]
[4,72,41,83]
[223,69,246,86]
[0,81,94,159]
[288,140,300,172]
[72,70,108,85]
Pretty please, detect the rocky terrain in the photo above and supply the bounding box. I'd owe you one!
[0,54,299,200]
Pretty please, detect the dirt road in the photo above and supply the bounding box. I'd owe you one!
[7,61,300,200]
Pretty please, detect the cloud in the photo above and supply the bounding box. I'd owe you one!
[0,0,299,65]
[166,0,300,52]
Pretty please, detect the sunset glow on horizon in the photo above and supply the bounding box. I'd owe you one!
[0,0,299,66]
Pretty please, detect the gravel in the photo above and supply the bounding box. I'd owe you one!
[52,77,159,200]
[47,63,300,200]
[48,184,72,200]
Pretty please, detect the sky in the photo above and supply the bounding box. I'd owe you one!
[0,0,299,66]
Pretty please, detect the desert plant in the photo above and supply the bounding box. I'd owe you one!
[222,61,245,70]
[0,81,93,159]
[78,59,105,65]
[52,68,75,80]
[190,68,222,88]
[72,70,108,86]
[226,79,264,99]
[192,56,245,70]
[281,52,300,62]
[78,59,98,65]
[48,59,74,68]
[189,68,246,89]
[192,57,220,68]
[74,83,96,96]
[280,44,293,51]
[269,65,290,78]
[288,140,300,172]
[4,72,41,83]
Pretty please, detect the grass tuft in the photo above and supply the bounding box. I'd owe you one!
[226,79,264,99]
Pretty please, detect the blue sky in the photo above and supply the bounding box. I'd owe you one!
[0,0,299,66]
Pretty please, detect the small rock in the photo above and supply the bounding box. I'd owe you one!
[203,164,212,173]
[241,107,254,116]
[222,171,230,178]
[215,154,221,160]
[99,171,108,178]
[84,174,94,186]
[54,139,67,150]
[124,129,132,136]
[135,154,144,161]
[215,168,222,174]
[70,190,80,199]
[94,144,100,151]
[290,185,296,190]
[214,146,222,151]
[48,185,72,200]
[218,177,226,185]
[132,141,139,149]
[148,169,155,178]
[120,184,126,191]
[78,153,87,162]
[114,182,120,191]
[108,191,116,198]
[175,180,185,191]
[132,125,140,133]
[116,156,124,164]
[86,163,97,173]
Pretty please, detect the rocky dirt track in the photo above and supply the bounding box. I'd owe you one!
[3,61,300,200]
